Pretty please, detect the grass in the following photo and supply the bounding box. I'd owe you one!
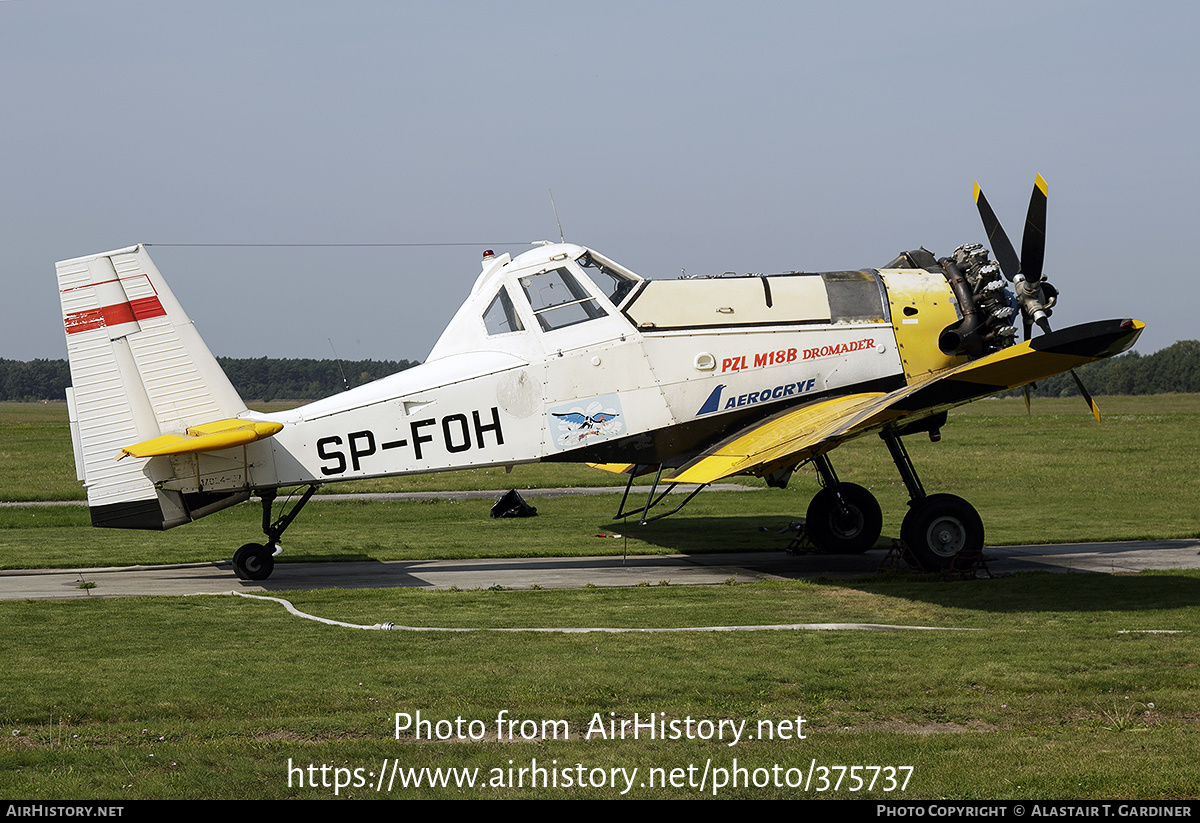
[7,394,1200,504]
[1,397,1198,799]
[0,403,83,503]
[1,573,1199,799]
[2,395,1199,571]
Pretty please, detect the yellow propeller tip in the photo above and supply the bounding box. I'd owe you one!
[1035,173,1048,195]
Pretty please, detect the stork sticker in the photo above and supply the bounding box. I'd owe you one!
[548,394,625,450]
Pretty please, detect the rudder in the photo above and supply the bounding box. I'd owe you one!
[57,245,251,529]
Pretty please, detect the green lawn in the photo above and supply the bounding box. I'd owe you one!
[1,397,1197,800]
[2,396,1197,570]
[1,572,1198,799]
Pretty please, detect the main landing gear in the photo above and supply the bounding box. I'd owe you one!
[231,486,318,581]
[900,493,984,571]
[805,455,882,554]
[803,424,984,571]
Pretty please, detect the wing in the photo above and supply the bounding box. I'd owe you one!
[672,318,1143,485]
[587,462,658,477]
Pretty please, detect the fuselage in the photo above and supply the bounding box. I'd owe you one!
[164,243,966,496]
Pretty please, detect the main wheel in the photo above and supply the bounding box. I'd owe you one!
[805,484,883,553]
[232,542,275,581]
[900,494,984,571]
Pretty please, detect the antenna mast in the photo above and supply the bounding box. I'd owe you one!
[548,189,565,243]
[328,338,349,392]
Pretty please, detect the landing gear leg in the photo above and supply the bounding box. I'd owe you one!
[880,430,984,570]
[804,455,882,553]
[231,486,318,581]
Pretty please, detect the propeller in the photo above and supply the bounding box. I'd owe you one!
[972,175,1100,422]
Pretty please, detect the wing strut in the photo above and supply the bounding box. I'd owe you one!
[611,464,708,525]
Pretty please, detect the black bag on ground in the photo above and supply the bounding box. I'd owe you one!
[490,489,538,518]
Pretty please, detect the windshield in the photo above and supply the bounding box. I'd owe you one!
[578,251,638,306]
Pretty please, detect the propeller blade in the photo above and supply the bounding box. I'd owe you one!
[1020,173,1048,283]
[1070,369,1102,423]
[973,181,1020,281]
[1023,384,1031,415]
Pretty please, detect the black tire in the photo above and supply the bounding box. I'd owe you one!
[805,484,883,554]
[900,493,984,571]
[232,543,275,581]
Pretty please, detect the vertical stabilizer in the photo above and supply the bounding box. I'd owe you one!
[57,245,250,528]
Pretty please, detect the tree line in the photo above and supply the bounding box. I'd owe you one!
[1,341,1198,402]
[1014,339,1200,398]
[0,357,417,402]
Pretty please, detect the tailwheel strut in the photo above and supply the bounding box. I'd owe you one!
[880,430,984,571]
[803,454,882,554]
[231,485,319,581]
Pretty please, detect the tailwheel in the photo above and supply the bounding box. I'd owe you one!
[232,542,275,581]
[231,485,319,581]
[805,483,882,554]
[900,494,984,571]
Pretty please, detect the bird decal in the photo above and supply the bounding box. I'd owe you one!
[552,411,621,429]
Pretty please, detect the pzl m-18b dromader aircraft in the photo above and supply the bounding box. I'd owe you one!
[57,177,1143,579]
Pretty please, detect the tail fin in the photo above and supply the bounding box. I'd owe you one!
[57,244,251,529]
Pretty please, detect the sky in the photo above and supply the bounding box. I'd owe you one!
[3,0,1195,363]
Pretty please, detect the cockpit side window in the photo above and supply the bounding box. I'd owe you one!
[483,286,525,335]
[579,251,638,306]
[518,267,606,332]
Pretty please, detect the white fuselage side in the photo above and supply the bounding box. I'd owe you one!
[172,244,925,494]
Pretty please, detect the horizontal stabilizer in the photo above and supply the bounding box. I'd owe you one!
[119,419,284,459]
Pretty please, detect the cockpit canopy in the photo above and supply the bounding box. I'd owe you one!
[426,244,643,361]
[427,242,889,364]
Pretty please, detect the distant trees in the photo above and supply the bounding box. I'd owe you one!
[215,357,418,402]
[1016,340,1200,398]
[2,341,1198,402]
[0,357,417,402]
[0,359,71,402]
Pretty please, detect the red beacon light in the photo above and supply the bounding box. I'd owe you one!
[482,249,495,260]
